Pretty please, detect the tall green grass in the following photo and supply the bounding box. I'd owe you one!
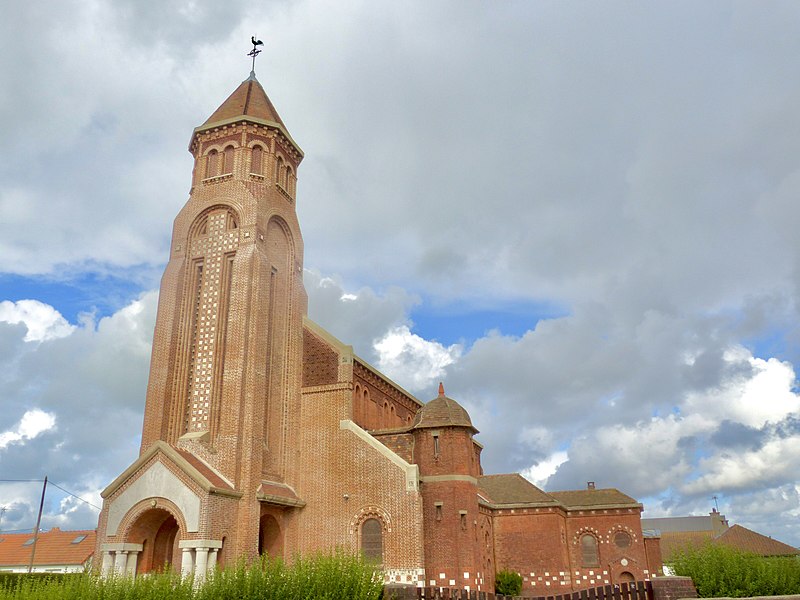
[670,543,800,597]
[0,552,383,600]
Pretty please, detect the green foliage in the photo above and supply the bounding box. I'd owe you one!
[670,543,800,598]
[0,552,383,600]
[0,573,79,590]
[495,569,523,596]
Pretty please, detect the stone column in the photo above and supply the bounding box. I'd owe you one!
[208,548,218,573]
[181,547,195,578]
[101,551,114,577]
[194,547,209,582]
[113,551,128,575]
[126,551,139,576]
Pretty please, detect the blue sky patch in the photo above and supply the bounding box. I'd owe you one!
[409,299,567,347]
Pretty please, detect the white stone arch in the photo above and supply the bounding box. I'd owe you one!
[348,505,392,535]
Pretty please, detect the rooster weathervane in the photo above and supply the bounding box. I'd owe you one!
[248,36,264,73]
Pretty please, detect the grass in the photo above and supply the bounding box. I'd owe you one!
[0,552,383,600]
[669,543,800,597]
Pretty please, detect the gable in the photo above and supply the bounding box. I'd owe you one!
[106,461,201,535]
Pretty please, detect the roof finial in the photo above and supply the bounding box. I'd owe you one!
[438,382,445,397]
[248,36,264,76]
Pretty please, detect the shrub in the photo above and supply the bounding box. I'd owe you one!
[0,551,383,600]
[670,543,800,598]
[495,569,523,596]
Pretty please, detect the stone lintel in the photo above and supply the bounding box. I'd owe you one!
[179,539,224,550]
[102,543,144,552]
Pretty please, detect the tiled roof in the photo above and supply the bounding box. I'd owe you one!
[478,474,558,506]
[716,524,799,557]
[658,531,715,560]
[0,528,95,567]
[174,448,234,491]
[412,394,477,432]
[257,480,305,507]
[547,488,640,509]
[202,73,286,129]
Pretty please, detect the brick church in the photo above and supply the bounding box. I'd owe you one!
[95,69,663,594]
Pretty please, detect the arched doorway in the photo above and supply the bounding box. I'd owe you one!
[259,514,283,558]
[127,508,180,574]
[618,571,635,584]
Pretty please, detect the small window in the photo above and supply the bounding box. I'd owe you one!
[223,145,235,174]
[435,502,443,521]
[361,518,383,563]
[433,434,440,457]
[614,531,631,548]
[71,535,87,544]
[22,538,35,546]
[206,149,219,178]
[275,156,285,185]
[251,146,263,175]
[581,534,599,566]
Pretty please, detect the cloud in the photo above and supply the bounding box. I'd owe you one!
[373,325,462,393]
[0,300,75,342]
[0,293,156,532]
[522,450,569,488]
[0,410,56,450]
[3,0,800,548]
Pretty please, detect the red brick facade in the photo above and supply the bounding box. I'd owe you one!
[94,72,662,592]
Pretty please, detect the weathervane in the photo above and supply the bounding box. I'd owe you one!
[248,36,264,73]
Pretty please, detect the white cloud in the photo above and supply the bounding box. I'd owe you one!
[0,410,56,449]
[522,450,569,488]
[684,346,800,428]
[374,326,462,393]
[0,300,74,342]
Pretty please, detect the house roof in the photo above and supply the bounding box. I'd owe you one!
[0,528,96,567]
[658,531,715,559]
[547,488,641,510]
[715,524,799,557]
[478,474,558,506]
[641,515,717,533]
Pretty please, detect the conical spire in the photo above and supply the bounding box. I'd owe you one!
[202,72,287,129]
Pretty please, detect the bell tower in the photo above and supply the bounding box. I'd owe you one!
[140,69,306,506]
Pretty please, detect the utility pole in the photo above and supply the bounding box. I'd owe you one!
[27,476,47,574]
[0,506,6,533]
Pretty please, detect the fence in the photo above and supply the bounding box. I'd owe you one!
[387,580,655,600]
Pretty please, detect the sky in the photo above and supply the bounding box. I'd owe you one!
[2,0,800,548]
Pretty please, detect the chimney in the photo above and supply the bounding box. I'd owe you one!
[587,481,595,490]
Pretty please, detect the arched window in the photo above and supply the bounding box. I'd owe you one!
[614,531,631,548]
[581,534,599,566]
[361,518,383,563]
[251,146,263,175]
[206,149,219,178]
[275,155,284,185]
[222,145,235,174]
[286,167,294,195]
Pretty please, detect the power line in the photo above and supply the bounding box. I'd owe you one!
[48,482,102,511]
[0,479,101,511]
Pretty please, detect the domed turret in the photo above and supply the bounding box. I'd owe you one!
[412,383,478,433]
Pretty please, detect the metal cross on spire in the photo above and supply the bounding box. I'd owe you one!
[248,36,264,74]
